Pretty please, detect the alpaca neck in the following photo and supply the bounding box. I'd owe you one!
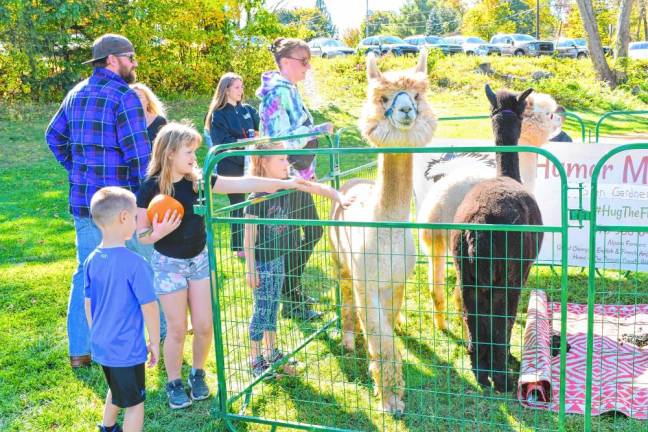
[519,153,537,192]
[373,153,413,219]
[496,152,521,182]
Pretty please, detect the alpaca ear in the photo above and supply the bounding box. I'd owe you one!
[485,84,497,109]
[366,53,381,80]
[415,48,428,74]
[517,88,534,104]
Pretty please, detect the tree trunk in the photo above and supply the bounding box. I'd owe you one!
[615,0,635,58]
[574,0,617,88]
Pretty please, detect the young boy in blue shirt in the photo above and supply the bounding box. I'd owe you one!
[84,187,160,432]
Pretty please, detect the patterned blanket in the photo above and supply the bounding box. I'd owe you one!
[518,290,648,420]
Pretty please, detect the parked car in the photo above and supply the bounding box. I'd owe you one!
[556,38,587,59]
[490,33,554,56]
[357,35,419,56]
[443,36,500,55]
[308,38,355,58]
[403,35,463,55]
[629,41,648,59]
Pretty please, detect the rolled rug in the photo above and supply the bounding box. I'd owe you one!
[518,289,553,407]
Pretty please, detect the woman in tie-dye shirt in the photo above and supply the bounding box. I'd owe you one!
[255,37,333,322]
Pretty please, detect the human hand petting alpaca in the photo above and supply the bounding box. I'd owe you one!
[300,180,353,208]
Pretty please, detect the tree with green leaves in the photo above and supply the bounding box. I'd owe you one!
[574,0,617,87]
[276,7,335,39]
[361,10,396,38]
[425,1,461,35]
[389,0,432,37]
[315,0,336,36]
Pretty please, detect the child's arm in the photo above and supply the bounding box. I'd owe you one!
[136,207,182,244]
[141,301,160,368]
[84,298,92,328]
[244,215,259,289]
[213,175,307,195]
[300,181,354,208]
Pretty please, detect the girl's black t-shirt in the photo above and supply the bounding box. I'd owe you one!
[137,176,214,259]
[244,191,296,262]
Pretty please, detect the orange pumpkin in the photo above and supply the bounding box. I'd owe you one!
[146,194,184,223]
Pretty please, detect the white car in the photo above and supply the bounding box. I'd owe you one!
[308,38,354,58]
[629,41,648,59]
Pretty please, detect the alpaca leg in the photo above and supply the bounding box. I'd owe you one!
[340,267,356,351]
[462,284,491,388]
[454,282,469,341]
[431,233,447,331]
[384,283,405,332]
[490,312,513,392]
[492,285,522,393]
[355,285,405,415]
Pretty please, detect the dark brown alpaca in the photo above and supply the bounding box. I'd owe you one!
[451,84,544,392]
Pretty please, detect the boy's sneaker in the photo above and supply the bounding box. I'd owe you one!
[187,369,210,401]
[97,424,123,432]
[250,356,271,378]
[166,379,192,409]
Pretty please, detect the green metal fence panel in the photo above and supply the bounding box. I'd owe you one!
[199,136,581,431]
[585,143,648,431]
[594,111,648,143]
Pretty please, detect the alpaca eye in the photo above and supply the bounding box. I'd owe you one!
[414,93,420,101]
[381,96,388,104]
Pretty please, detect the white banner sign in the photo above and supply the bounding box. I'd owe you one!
[535,142,648,271]
[413,139,648,272]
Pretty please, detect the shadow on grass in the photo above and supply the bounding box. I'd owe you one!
[272,378,380,431]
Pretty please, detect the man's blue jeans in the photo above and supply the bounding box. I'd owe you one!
[68,216,167,356]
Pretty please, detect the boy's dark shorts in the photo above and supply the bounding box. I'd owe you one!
[101,363,146,408]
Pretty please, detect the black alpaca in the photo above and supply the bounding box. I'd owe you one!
[451,84,544,392]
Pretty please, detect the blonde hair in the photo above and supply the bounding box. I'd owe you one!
[269,37,310,68]
[249,142,285,178]
[90,187,136,227]
[205,72,243,131]
[130,83,167,118]
[147,121,202,196]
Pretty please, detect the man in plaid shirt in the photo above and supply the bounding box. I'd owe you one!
[46,34,151,368]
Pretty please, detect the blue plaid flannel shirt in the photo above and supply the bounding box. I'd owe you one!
[45,68,151,217]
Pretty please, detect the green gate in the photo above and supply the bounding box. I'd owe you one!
[584,143,648,431]
[196,131,594,431]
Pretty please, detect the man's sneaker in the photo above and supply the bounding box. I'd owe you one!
[187,369,210,401]
[250,356,270,378]
[166,379,192,409]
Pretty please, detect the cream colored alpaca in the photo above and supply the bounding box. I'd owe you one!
[329,50,436,415]
[417,92,557,332]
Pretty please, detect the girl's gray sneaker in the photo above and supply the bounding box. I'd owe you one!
[250,356,270,378]
[188,369,210,400]
[268,350,298,376]
[166,379,192,409]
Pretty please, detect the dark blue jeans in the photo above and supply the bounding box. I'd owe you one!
[249,257,285,342]
[68,216,167,356]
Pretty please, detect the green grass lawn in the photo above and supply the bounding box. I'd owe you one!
[1,56,647,431]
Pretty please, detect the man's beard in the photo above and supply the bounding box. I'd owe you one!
[119,64,136,84]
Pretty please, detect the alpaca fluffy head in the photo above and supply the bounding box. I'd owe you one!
[520,92,559,147]
[359,50,437,148]
[485,84,533,146]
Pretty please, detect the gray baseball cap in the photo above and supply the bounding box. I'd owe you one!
[83,34,134,64]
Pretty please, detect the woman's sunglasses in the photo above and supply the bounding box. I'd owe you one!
[286,56,310,67]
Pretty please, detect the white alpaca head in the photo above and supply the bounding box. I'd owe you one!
[359,50,437,148]
[520,92,558,147]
